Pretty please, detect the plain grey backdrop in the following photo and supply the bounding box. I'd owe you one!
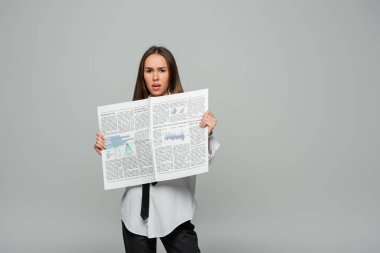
[1,0,379,252]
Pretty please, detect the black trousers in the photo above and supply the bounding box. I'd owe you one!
[122,220,201,253]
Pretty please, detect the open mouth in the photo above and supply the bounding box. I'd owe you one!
[152,83,161,91]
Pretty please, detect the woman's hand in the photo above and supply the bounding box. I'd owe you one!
[199,110,217,135]
[94,131,106,156]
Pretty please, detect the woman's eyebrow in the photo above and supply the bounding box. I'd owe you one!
[144,66,167,69]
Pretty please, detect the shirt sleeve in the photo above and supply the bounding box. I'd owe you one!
[208,135,221,166]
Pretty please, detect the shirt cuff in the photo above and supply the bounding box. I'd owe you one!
[208,135,220,166]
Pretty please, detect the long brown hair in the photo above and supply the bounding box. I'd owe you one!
[132,46,184,101]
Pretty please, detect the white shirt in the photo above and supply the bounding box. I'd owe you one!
[121,136,220,238]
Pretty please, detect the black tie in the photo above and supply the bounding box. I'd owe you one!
[140,182,157,220]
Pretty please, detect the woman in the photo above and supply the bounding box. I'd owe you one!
[94,46,220,253]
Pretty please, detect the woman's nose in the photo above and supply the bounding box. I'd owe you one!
[153,71,159,80]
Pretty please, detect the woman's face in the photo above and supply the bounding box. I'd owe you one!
[144,54,170,97]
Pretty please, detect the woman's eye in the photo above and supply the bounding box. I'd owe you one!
[159,69,166,73]
[146,69,152,73]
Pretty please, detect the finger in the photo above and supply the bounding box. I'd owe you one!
[96,142,107,149]
[210,118,216,126]
[99,143,106,149]
[96,148,102,156]
[207,114,216,122]
[97,137,105,144]
[205,117,215,125]
[97,137,107,145]
[207,122,215,130]
[200,118,207,128]
[204,117,214,126]
[96,132,105,139]
[206,110,214,116]
[96,140,106,149]
[94,145,102,154]
[206,123,214,133]
[205,115,213,122]
[199,117,205,127]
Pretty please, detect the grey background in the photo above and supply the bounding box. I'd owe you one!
[1,0,379,252]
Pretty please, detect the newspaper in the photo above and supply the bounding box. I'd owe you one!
[97,89,209,190]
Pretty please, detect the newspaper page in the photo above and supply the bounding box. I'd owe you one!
[97,89,209,190]
[97,99,155,190]
[151,89,209,182]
